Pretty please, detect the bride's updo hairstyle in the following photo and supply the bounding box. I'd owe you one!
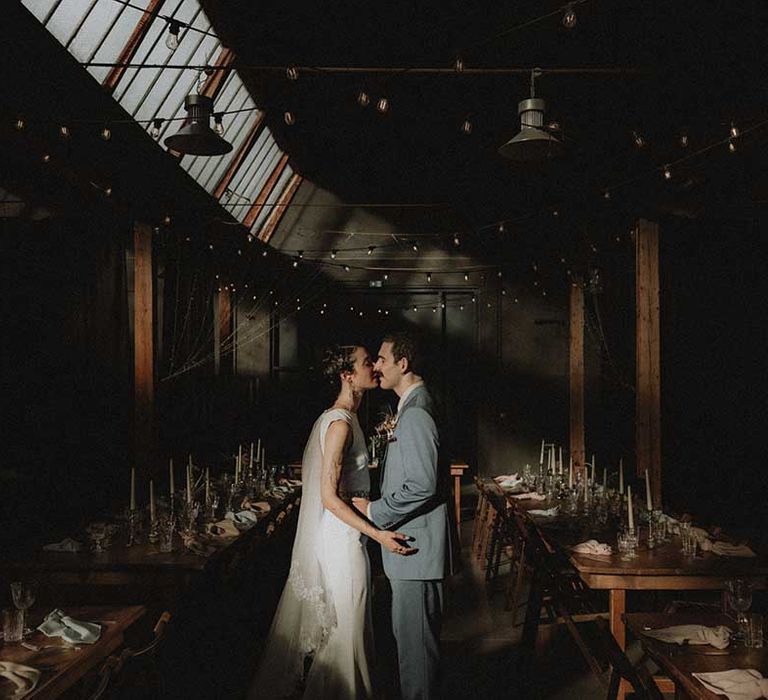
[322,344,358,385]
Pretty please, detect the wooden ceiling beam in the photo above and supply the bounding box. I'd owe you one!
[258,173,302,243]
[242,153,289,228]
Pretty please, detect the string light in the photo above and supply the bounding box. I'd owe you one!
[367,246,375,255]
[453,233,461,246]
[461,119,473,135]
[330,250,337,259]
[728,139,736,153]
[383,273,389,281]
[104,185,113,197]
[454,56,465,73]
[562,3,577,29]
[411,242,419,252]
[663,164,672,180]
[344,265,350,272]
[679,133,689,148]
[603,190,611,200]
[100,126,111,141]
[426,272,432,282]
[262,250,268,257]
[59,125,70,138]
[464,273,469,281]
[15,118,25,131]
[413,306,418,312]
[151,119,163,139]
[284,111,295,125]
[357,90,370,107]
[286,66,299,81]
[498,223,505,234]
[459,305,464,311]
[632,130,645,148]
[42,153,51,163]
[165,20,181,51]
[163,214,172,226]
[213,113,224,136]
[432,307,437,313]
[376,97,389,114]
[292,257,299,268]
[730,123,740,139]
[298,250,304,258]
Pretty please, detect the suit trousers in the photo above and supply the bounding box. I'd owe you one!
[390,578,444,700]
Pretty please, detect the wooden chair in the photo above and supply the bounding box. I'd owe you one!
[471,477,492,563]
[593,618,665,700]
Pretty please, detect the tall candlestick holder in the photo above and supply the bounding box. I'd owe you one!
[148,517,160,544]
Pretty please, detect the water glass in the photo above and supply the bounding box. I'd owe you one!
[158,516,176,553]
[746,613,764,649]
[617,529,638,559]
[2,608,24,643]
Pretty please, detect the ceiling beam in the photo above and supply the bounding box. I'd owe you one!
[242,153,289,228]
[212,112,265,201]
[103,0,165,94]
[258,173,302,243]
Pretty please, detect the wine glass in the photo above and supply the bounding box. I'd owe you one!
[10,580,36,636]
[726,578,753,641]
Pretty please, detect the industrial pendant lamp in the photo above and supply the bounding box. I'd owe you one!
[498,68,563,162]
[164,94,232,156]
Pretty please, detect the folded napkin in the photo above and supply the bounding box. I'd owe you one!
[38,609,101,644]
[693,669,768,700]
[510,492,546,501]
[495,476,523,489]
[241,498,271,514]
[225,510,260,526]
[572,540,613,556]
[42,537,82,552]
[703,541,757,558]
[279,478,302,487]
[493,473,518,483]
[206,520,240,538]
[528,506,559,517]
[0,661,40,700]
[643,624,731,649]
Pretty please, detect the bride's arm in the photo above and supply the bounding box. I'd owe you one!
[321,420,413,555]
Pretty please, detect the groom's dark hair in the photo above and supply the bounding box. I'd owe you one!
[383,330,426,376]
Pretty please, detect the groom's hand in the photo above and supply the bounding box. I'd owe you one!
[352,496,370,515]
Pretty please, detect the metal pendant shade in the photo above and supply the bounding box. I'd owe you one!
[164,94,232,156]
[498,96,563,161]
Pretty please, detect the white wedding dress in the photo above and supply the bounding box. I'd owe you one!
[249,408,374,700]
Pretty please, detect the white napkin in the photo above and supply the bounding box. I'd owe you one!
[0,661,40,699]
[528,506,559,517]
[42,537,82,552]
[225,510,260,525]
[510,492,546,501]
[706,541,757,558]
[37,609,101,644]
[693,669,768,700]
[279,478,302,487]
[643,624,731,649]
[572,539,613,555]
[495,475,523,489]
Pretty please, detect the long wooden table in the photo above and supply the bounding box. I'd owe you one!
[0,605,145,700]
[506,492,768,699]
[625,611,768,699]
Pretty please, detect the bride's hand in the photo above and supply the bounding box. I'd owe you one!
[377,530,418,556]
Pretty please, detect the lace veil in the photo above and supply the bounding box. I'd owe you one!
[249,409,347,698]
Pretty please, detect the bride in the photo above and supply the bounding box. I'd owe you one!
[249,345,412,699]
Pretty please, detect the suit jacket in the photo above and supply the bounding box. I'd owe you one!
[369,384,453,580]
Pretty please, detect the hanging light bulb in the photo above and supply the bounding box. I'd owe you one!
[100,126,112,141]
[213,113,224,136]
[632,130,645,148]
[163,214,172,226]
[330,250,337,259]
[730,123,740,139]
[383,273,389,281]
[59,125,70,138]
[151,119,163,139]
[344,265,350,272]
[104,186,113,197]
[426,272,432,283]
[367,246,375,255]
[376,97,389,114]
[603,190,611,200]
[497,270,503,278]
[663,164,672,180]
[298,250,304,258]
[411,242,419,252]
[441,302,446,309]
[286,66,299,81]
[679,133,689,148]
[284,111,295,125]
[41,153,51,163]
[454,55,465,72]
[461,119,473,135]
[498,223,505,234]
[165,20,181,51]
[471,295,477,303]
[413,306,418,312]
[562,4,577,29]
[292,257,299,268]
[432,307,437,313]
[464,273,469,281]
[728,139,736,153]
[453,233,461,246]
[15,118,25,131]
[262,249,268,257]
[357,90,370,107]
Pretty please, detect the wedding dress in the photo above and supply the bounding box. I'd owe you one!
[249,408,374,700]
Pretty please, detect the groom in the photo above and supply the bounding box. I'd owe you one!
[354,330,452,700]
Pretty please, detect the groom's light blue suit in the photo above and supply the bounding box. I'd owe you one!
[369,384,453,700]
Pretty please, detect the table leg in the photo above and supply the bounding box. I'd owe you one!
[609,589,628,700]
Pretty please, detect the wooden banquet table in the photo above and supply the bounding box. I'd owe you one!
[0,605,145,700]
[624,611,768,700]
[507,494,768,699]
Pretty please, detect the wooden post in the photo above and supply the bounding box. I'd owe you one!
[635,219,661,505]
[569,276,586,476]
[134,221,154,479]
[217,287,233,375]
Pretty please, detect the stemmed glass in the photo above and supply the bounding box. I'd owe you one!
[726,578,753,641]
[10,581,36,637]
